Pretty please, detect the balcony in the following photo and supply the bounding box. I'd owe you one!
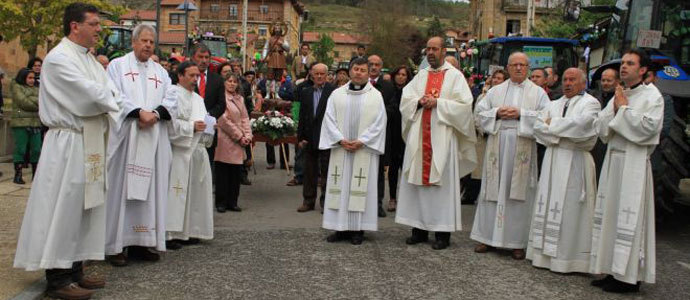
[503,0,563,13]
[199,8,283,23]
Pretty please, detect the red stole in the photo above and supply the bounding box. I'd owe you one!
[422,70,446,185]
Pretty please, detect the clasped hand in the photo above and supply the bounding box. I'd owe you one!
[418,94,438,109]
[613,85,628,112]
[194,121,206,132]
[138,110,158,128]
[340,139,364,152]
[497,107,520,120]
[238,136,251,146]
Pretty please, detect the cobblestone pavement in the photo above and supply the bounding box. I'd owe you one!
[2,144,690,299]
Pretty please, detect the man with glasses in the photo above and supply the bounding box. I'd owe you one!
[14,3,120,299]
[471,52,549,260]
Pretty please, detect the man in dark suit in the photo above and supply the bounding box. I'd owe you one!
[191,43,226,175]
[296,63,336,212]
[368,55,395,218]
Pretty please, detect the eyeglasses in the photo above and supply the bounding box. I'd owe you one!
[508,63,528,69]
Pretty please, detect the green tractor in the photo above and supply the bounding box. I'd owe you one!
[97,26,133,61]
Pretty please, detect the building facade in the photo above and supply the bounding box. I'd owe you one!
[196,0,305,67]
[470,0,564,40]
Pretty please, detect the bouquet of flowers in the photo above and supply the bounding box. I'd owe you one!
[250,110,296,140]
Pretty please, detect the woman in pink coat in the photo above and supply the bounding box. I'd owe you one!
[215,74,252,212]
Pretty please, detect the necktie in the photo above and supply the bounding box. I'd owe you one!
[199,73,206,98]
[370,79,376,86]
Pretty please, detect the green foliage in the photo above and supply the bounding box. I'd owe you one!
[0,0,124,58]
[312,34,335,66]
[532,0,615,39]
[426,15,445,38]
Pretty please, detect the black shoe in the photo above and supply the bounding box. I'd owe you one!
[241,177,252,185]
[405,228,429,245]
[432,232,450,250]
[326,231,351,243]
[179,238,200,245]
[351,231,364,245]
[13,163,25,185]
[128,246,160,261]
[591,275,615,287]
[377,206,387,218]
[216,207,227,213]
[166,240,182,250]
[228,206,242,212]
[603,280,640,293]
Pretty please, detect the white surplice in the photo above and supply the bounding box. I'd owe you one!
[590,83,662,284]
[470,79,549,249]
[395,62,477,232]
[105,52,177,254]
[14,37,120,270]
[166,85,214,240]
[319,83,386,231]
[526,92,601,273]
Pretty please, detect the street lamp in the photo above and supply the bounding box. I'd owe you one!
[177,0,199,56]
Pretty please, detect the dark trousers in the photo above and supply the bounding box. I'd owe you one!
[387,148,404,200]
[266,143,290,167]
[242,146,252,178]
[461,175,481,204]
[377,159,385,209]
[293,145,304,182]
[303,149,329,208]
[13,127,42,163]
[46,261,83,290]
[215,162,243,208]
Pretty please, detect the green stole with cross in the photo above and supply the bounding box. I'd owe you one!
[325,85,381,212]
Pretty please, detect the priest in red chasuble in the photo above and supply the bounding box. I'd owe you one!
[395,37,477,250]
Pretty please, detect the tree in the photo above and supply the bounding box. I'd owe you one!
[312,33,335,67]
[0,0,123,58]
[532,0,615,39]
[426,15,445,39]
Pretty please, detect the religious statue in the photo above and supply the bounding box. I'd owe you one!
[263,22,289,81]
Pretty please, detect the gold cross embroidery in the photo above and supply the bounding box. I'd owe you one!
[86,154,103,182]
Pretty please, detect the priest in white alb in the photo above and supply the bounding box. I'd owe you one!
[590,49,661,294]
[14,4,120,299]
[527,68,601,273]
[319,59,387,245]
[395,37,477,250]
[471,52,549,259]
[165,61,215,250]
[105,24,177,266]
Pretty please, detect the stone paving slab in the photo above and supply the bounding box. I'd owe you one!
[82,227,690,299]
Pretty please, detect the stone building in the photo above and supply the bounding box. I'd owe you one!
[196,0,305,66]
[469,0,564,40]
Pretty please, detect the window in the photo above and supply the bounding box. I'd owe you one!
[211,4,220,13]
[506,20,521,35]
[334,51,339,58]
[258,26,268,36]
[170,13,185,25]
[229,4,238,17]
[260,5,269,14]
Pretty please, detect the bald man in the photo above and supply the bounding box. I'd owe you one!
[395,37,477,250]
[367,54,396,218]
[96,54,109,69]
[445,56,459,69]
[296,63,337,212]
[471,52,550,259]
[527,68,601,273]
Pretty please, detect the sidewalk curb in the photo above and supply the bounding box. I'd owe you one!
[9,279,45,300]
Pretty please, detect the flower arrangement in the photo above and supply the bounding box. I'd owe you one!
[250,110,296,140]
